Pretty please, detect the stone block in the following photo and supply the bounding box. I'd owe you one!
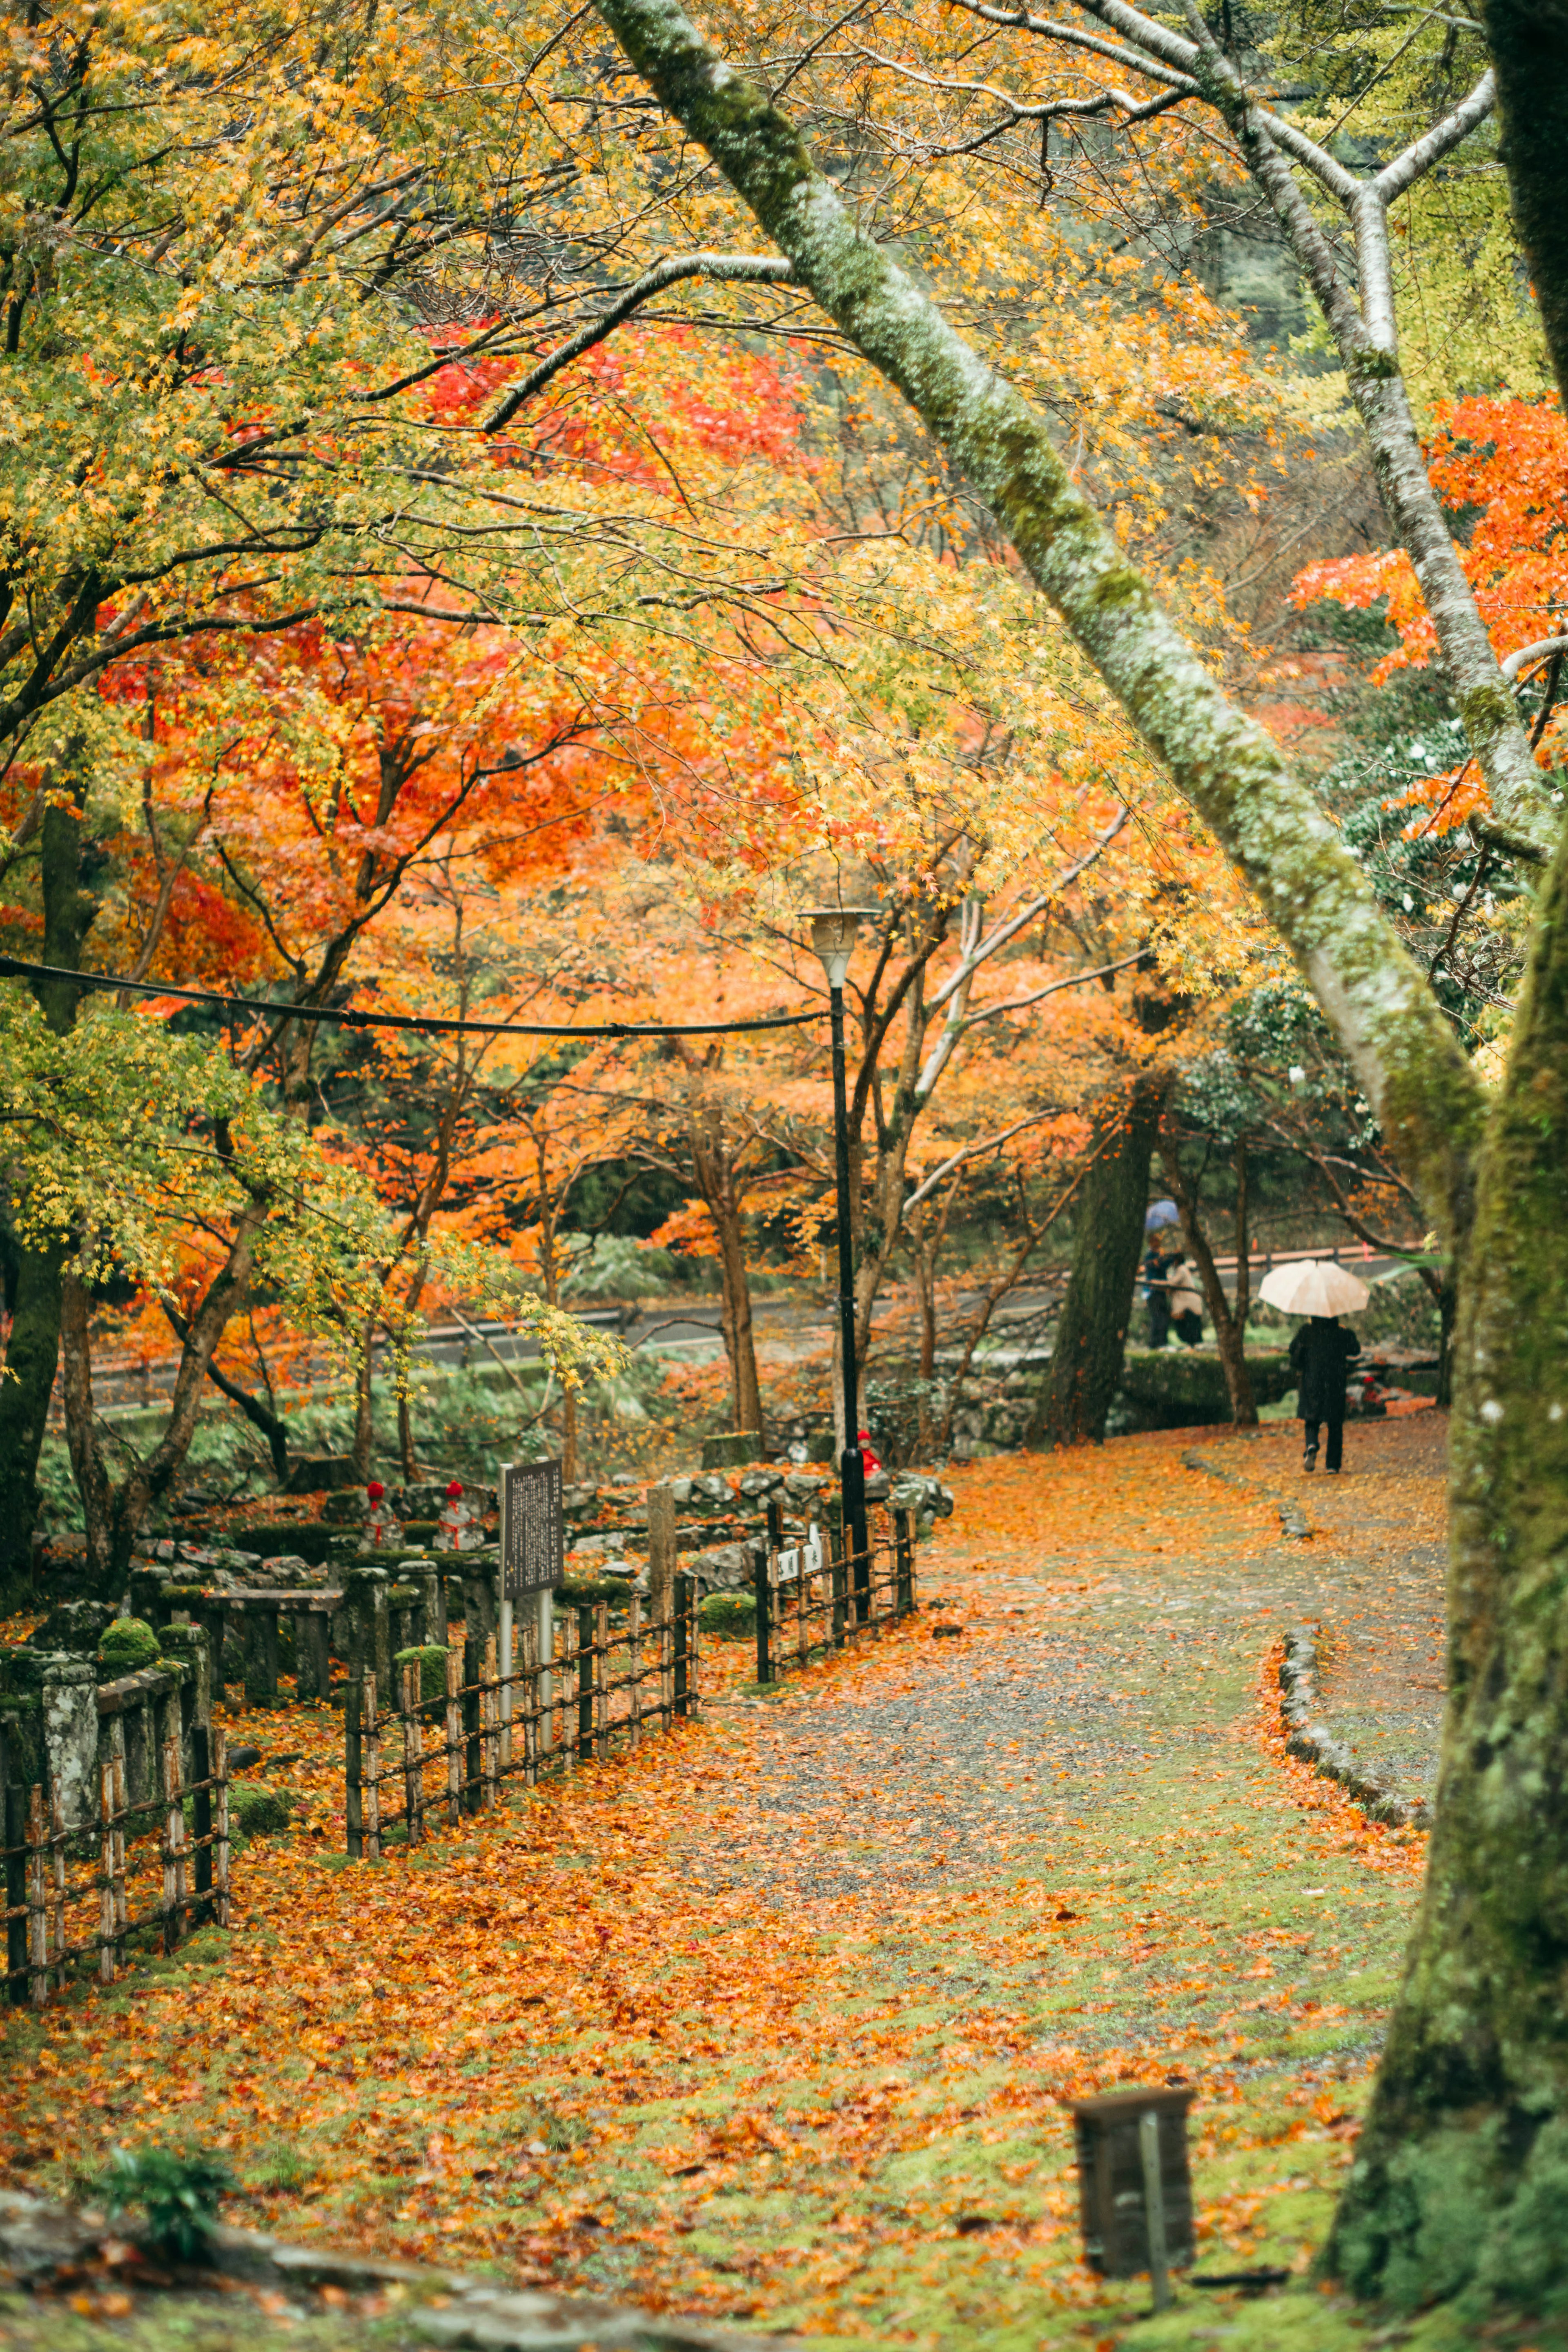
[42,1659,98,1830]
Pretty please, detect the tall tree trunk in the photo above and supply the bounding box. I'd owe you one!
[586,1,1562,2310]
[1326,809,1568,2306]
[1478,0,1568,416]
[350,1312,377,1480]
[1160,1140,1258,1426]
[711,1194,762,1436]
[0,782,96,1599]
[1034,1076,1167,1446]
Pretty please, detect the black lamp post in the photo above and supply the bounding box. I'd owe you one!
[802,905,877,1581]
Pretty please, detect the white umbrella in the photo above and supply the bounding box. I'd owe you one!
[1257,1258,1371,1316]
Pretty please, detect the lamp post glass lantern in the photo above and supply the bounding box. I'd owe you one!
[801,906,878,1568]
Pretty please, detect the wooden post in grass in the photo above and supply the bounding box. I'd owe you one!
[673,1574,692,1719]
[48,1791,64,1978]
[648,1481,676,1728]
[345,1679,364,1860]
[26,1786,47,2005]
[161,1735,187,1955]
[577,1606,594,1761]
[482,1633,500,1809]
[626,1591,642,1748]
[6,1783,28,2006]
[520,1612,539,1787]
[211,1730,230,1928]
[192,1724,214,1923]
[593,1602,609,1759]
[894,1509,914,1615]
[363,1671,381,1861]
[462,1634,481,1816]
[98,1763,117,1983]
[753,1547,772,1686]
[444,1648,463,1827]
[401,1664,423,1846]
[829,1503,848,1648]
[111,1749,130,1953]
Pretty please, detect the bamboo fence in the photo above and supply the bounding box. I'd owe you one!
[3,1726,231,2007]
[345,1572,700,1859]
[752,1503,919,1686]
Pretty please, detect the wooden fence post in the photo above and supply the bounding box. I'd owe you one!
[162,1735,187,1955]
[648,1481,676,1728]
[482,1633,500,1809]
[345,1679,364,1860]
[577,1606,594,1761]
[98,1763,117,1983]
[753,1547,772,1686]
[49,1791,65,1978]
[111,1750,129,1953]
[27,1786,48,2006]
[401,1665,424,1846]
[211,1729,230,1929]
[626,1592,642,1748]
[445,1647,463,1826]
[593,1603,609,1759]
[363,1671,381,1861]
[191,1724,214,1925]
[559,1611,576,1772]
[520,1613,539,1788]
[461,1633,481,1816]
[673,1575,690,1719]
[895,1509,915,1615]
[5,1783,27,2007]
[829,1504,848,1648]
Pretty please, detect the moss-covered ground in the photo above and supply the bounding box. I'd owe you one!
[6,1415,1550,2350]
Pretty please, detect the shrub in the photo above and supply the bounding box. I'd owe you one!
[230,1784,292,1838]
[699,1591,757,1639]
[91,2144,233,2263]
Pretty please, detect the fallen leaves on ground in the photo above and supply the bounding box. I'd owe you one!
[3,1422,1456,2349]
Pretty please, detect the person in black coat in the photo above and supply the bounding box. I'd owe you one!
[1289,1315,1362,1472]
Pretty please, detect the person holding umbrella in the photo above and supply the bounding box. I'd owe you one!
[1257,1258,1370,1474]
[1143,1201,1180,1349]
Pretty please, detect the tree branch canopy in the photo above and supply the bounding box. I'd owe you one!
[590,0,1488,1248]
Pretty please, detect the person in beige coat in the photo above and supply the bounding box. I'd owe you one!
[1168,1260,1205,1347]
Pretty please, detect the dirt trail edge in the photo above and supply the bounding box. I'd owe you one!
[4,1422,1492,2352]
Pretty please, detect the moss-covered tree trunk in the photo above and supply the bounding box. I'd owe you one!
[0,784,96,1603]
[584,0,1568,2303]
[1326,813,1568,2310]
[1034,1076,1166,1446]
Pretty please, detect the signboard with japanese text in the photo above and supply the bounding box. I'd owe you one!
[501,1459,564,1598]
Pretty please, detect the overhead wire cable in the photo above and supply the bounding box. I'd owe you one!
[0,955,819,1040]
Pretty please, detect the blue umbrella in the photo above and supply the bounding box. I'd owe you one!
[1145,1200,1180,1232]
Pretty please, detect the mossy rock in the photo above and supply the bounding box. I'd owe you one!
[230,1784,292,1838]
[97,1617,162,1678]
[1113,1347,1294,1430]
[394,1644,450,1705]
[699,1590,758,1639]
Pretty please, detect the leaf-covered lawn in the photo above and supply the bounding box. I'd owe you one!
[6,1418,1537,2349]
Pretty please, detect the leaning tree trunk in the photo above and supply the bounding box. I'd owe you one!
[1325,812,1568,2307]
[1034,1076,1166,1446]
[581,4,1568,2309]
